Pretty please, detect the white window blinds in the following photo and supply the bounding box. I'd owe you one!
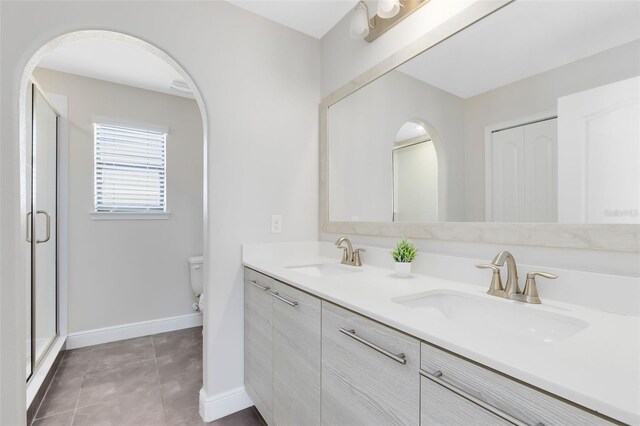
[94,123,167,212]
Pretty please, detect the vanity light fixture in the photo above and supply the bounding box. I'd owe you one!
[377,0,401,19]
[349,1,373,40]
[349,0,430,42]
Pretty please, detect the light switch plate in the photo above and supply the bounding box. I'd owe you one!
[271,215,282,233]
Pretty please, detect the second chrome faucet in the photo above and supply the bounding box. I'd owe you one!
[476,250,557,304]
[335,237,366,267]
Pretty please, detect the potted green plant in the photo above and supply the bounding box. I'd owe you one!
[391,238,417,277]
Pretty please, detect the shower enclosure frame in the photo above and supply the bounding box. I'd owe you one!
[27,79,61,383]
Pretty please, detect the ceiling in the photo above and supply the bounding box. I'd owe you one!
[37,1,639,101]
[225,0,358,39]
[37,0,359,94]
[397,0,640,99]
[38,39,194,99]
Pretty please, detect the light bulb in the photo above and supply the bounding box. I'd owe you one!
[349,2,370,40]
[377,0,400,19]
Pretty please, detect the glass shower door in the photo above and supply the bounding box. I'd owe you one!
[26,83,34,379]
[28,82,59,378]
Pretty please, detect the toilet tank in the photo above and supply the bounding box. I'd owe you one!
[188,256,203,295]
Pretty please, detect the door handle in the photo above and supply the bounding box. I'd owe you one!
[36,210,51,244]
[26,212,32,242]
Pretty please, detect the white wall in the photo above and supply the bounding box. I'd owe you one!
[33,68,203,333]
[328,70,464,222]
[320,1,640,279]
[0,2,320,424]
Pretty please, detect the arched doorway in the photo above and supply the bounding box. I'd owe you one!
[19,30,209,424]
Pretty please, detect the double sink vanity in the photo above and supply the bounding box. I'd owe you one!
[241,1,640,424]
[243,241,639,426]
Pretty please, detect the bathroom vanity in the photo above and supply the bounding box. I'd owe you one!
[242,243,638,426]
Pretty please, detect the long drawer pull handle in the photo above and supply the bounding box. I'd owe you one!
[248,280,270,291]
[268,290,298,307]
[420,369,534,426]
[339,328,406,365]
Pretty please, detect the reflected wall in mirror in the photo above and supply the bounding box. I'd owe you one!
[393,120,439,222]
[327,0,640,225]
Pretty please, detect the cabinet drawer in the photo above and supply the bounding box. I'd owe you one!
[421,375,511,426]
[420,342,615,426]
[322,302,420,425]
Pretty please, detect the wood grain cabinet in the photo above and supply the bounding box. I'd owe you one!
[271,280,321,426]
[420,374,511,426]
[244,269,275,425]
[321,302,420,426]
[244,268,321,426]
[245,268,618,426]
[419,342,614,426]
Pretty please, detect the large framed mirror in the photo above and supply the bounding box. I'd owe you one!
[321,0,640,251]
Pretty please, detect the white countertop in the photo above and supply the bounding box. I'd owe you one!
[243,243,640,425]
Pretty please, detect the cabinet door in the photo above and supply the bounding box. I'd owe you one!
[420,376,510,426]
[321,302,420,426]
[244,269,274,425]
[272,281,321,426]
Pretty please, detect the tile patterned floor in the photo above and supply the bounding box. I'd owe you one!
[32,327,265,426]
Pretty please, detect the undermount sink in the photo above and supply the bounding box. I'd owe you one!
[393,290,589,343]
[286,263,360,278]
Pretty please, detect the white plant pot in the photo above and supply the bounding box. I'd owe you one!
[395,262,412,278]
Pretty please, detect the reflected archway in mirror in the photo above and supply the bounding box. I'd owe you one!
[393,120,438,222]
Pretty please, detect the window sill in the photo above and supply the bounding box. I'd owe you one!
[90,211,172,220]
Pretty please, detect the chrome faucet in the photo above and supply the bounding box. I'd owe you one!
[491,250,520,298]
[476,250,558,304]
[335,237,366,267]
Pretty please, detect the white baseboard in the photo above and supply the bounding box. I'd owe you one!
[66,313,203,349]
[199,386,253,422]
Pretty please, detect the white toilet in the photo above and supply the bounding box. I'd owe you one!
[188,256,204,312]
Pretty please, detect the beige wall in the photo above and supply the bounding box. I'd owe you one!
[33,68,203,333]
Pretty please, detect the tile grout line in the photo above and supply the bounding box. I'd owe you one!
[30,348,71,425]
[70,368,86,426]
[70,339,153,424]
[32,345,87,425]
[151,336,169,426]
[34,332,201,426]
[32,409,76,425]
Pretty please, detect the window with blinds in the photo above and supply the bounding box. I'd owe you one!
[94,122,167,212]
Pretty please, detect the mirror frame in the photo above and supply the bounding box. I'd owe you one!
[320,0,640,252]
